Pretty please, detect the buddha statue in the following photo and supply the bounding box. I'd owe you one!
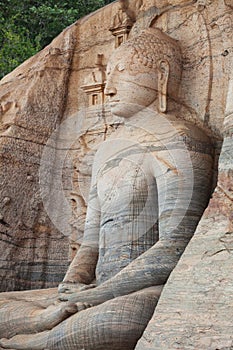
[0,28,214,350]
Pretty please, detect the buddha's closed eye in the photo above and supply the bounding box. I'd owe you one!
[117,63,125,72]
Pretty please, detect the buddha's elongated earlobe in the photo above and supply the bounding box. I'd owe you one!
[158,60,169,113]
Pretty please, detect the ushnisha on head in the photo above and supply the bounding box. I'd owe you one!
[104,28,182,117]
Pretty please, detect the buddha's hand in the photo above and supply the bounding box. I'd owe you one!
[75,301,93,312]
[58,292,92,303]
[58,291,89,303]
[58,281,96,294]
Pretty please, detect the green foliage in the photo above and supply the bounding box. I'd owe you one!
[0,20,39,78]
[0,0,114,79]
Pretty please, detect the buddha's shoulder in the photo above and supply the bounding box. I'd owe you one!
[155,108,209,142]
[171,119,211,144]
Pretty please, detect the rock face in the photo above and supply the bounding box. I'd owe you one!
[0,0,232,349]
[136,135,233,350]
[0,27,77,290]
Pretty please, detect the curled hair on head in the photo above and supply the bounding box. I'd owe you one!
[122,28,182,69]
[120,28,182,100]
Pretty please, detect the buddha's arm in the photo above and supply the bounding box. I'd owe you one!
[61,207,194,304]
[62,184,100,285]
[61,145,213,305]
[61,238,185,305]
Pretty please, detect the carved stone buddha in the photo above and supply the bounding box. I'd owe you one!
[0,28,214,350]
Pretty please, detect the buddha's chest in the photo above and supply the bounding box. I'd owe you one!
[97,157,153,211]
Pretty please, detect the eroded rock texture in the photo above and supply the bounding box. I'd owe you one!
[135,2,233,349]
[136,136,233,350]
[0,0,229,292]
[0,1,128,292]
[0,27,78,290]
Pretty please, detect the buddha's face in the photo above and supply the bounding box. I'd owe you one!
[104,48,158,118]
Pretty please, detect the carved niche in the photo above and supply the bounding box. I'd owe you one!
[109,0,134,48]
[81,54,106,107]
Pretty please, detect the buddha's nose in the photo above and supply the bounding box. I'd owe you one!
[104,85,117,97]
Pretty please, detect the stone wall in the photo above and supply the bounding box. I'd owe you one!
[0,27,76,290]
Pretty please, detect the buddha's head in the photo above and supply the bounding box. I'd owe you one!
[104,28,182,118]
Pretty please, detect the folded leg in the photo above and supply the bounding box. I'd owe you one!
[0,286,163,350]
[0,300,78,338]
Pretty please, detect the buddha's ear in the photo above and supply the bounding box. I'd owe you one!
[158,59,169,113]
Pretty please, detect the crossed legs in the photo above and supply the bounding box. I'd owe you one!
[0,286,162,350]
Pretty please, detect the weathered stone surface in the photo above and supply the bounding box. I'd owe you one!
[0,1,125,291]
[0,27,78,290]
[0,0,232,349]
[0,0,230,292]
[135,2,233,348]
[136,135,233,350]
